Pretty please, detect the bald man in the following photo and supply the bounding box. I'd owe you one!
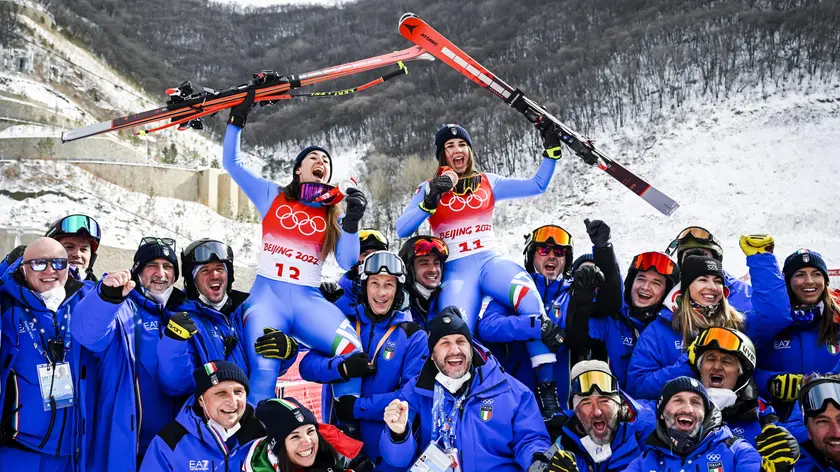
[0,237,95,470]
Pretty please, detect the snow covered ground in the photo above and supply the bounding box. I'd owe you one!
[210,0,353,8]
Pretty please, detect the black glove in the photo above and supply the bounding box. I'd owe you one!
[584,218,611,248]
[254,327,299,360]
[228,87,255,128]
[334,395,357,422]
[540,314,565,351]
[573,264,605,292]
[422,174,455,211]
[540,124,563,160]
[319,281,345,304]
[548,449,578,472]
[5,245,26,265]
[756,424,800,472]
[529,452,550,472]
[341,187,367,234]
[164,312,198,341]
[339,352,377,379]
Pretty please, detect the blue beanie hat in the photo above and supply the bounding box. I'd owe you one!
[783,248,829,287]
[434,124,472,160]
[572,253,595,274]
[131,239,179,281]
[294,146,332,183]
[193,360,249,401]
[657,376,712,419]
[428,306,473,351]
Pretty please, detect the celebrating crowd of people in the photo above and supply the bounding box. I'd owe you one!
[0,98,837,472]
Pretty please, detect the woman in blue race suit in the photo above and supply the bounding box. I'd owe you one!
[396,124,561,332]
[223,91,367,403]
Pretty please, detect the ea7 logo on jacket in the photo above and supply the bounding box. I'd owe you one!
[143,321,159,331]
[18,320,35,334]
[674,341,683,350]
[622,336,634,346]
[189,460,210,471]
[774,340,791,350]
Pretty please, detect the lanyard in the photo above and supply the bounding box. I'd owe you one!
[20,307,71,364]
[432,383,468,451]
[355,319,398,365]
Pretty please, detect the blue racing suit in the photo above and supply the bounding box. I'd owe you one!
[396,159,556,332]
[223,123,363,403]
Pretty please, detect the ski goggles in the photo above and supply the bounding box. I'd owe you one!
[526,225,573,247]
[49,214,101,244]
[666,226,721,256]
[800,378,840,418]
[359,229,388,246]
[570,370,619,397]
[693,327,756,366]
[22,258,69,272]
[412,237,449,258]
[361,251,406,282]
[632,251,677,276]
[299,182,343,206]
[453,174,482,196]
[188,240,233,264]
[536,245,567,257]
[140,237,176,250]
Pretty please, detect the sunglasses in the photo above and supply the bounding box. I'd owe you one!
[22,258,69,272]
[412,237,449,258]
[141,237,176,250]
[536,245,567,257]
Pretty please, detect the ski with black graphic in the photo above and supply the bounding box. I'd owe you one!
[398,13,679,216]
[62,46,434,143]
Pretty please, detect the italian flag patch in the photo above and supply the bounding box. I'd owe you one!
[828,343,840,355]
[480,405,493,422]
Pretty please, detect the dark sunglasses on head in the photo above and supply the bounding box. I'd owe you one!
[536,245,567,257]
[141,237,176,250]
[23,258,69,272]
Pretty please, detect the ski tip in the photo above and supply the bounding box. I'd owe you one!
[661,202,680,216]
[399,12,418,25]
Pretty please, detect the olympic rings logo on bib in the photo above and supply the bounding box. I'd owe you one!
[274,204,327,236]
[440,187,490,212]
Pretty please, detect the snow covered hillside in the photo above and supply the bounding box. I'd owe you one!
[488,84,840,278]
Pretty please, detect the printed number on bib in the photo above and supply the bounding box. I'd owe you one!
[276,263,301,280]
[458,239,485,253]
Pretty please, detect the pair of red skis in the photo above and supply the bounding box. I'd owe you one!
[61,14,678,216]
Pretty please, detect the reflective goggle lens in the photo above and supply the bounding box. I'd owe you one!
[359,230,388,245]
[801,380,840,417]
[59,215,101,239]
[24,258,69,272]
[571,370,618,397]
[190,241,232,264]
[531,225,572,246]
[677,226,713,241]
[362,251,406,278]
[633,251,677,276]
[536,245,567,257]
[695,328,756,366]
[453,174,482,195]
[413,238,449,258]
[299,182,341,204]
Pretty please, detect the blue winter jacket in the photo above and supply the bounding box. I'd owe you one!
[796,441,839,471]
[553,392,656,471]
[139,397,264,472]
[587,305,657,390]
[720,393,777,447]
[157,291,254,397]
[72,282,187,471]
[379,344,551,472]
[476,274,572,399]
[0,262,95,465]
[726,271,753,313]
[300,305,428,469]
[626,253,789,400]
[626,419,761,472]
[334,271,360,315]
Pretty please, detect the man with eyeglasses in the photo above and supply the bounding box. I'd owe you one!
[72,236,188,468]
[666,226,753,312]
[477,220,620,422]
[0,237,95,471]
[399,235,449,330]
[324,228,390,315]
[300,250,428,468]
[795,374,840,470]
[157,239,297,399]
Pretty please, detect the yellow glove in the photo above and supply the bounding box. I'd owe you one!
[686,328,711,367]
[769,374,803,403]
[740,234,775,256]
[548,450,578,472]
[756,423,799,472]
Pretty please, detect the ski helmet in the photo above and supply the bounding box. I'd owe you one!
[181,239,235,299]
[690,327,756,393]
[434,124,472,163]
[46,214,102,271]
[399,236,449,287]
[624,251,680,308]
[523,225,574,277]
[359,250,406,313]
[359,229,389,254]
[666,226,724,264]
